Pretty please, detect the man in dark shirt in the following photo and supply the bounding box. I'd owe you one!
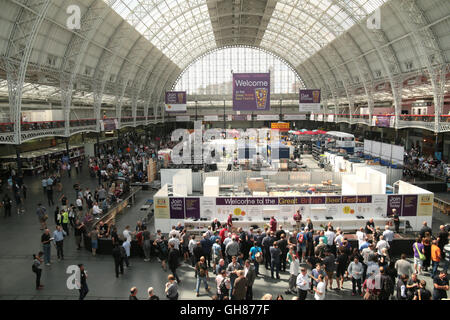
[129,287,138,300]
[168,243,181,283]
[262,232,275,269]
[78,264,89,300]
[41,229,52,265]
[437,225,449,255]
[147,287,159,300]
[406,273,420,300]
[322,251,336,290]
[419,221,433,238]
[365,218,375,235]
[413,280,431,300]
[433,271,449,300]
[277,234,288,272]
[269,242,281,279]
[211,218,221,231]
[390,209,400,233]
[275,225,285,241]
[200,234,213,268]
[193,241,204,266]
[112,244,124,278]
[2,194,12,218]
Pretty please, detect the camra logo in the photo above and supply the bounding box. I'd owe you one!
[66,5,81,30]
[66,265,81,290]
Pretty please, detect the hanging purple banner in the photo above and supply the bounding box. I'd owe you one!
[233,73,270,111]
[375,116,391,128]
[184,198,200,219]
[169,197,185,219]
[165,91,187,112]
[402,195,418,217]
[165,91,186,104]
[299,89,321,112]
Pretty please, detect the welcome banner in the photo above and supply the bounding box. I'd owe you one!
[233,73,270,111]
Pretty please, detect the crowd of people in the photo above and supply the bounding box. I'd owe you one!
[0,131,447,301]
[104,213,449,300]
[403,145,450,181]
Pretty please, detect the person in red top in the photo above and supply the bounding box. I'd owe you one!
[227,214,233,231]
[219,227,228,243]
[269,216,277,233]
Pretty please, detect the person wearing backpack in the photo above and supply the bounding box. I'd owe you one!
[155,235,168,271]
[216,269,230,300]
[32,252,44,290]
[412,237,425,275]
[297,229,306,263]
[249,243,262,276]
[379,266,394,300]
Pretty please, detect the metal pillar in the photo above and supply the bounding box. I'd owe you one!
[279,99,283,121]
[223,100,226,130]
[65,137,70,155]
[96,133,100,158]
[15,145,22,176]
[195,100,198,121]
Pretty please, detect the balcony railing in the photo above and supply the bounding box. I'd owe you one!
[120,117,134,123]
[0,122,14,133]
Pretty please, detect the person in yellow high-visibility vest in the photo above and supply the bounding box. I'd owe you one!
[61,209,69,236]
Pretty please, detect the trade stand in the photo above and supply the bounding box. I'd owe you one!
[153,168,433,235]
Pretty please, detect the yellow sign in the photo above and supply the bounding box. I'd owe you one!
[271,122,290,130]
[417,194,433,216]
[154,197,170,219]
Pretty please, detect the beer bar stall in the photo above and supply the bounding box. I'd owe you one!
[0,144,85,175]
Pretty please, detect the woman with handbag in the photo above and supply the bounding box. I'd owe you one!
[412,236,425,275]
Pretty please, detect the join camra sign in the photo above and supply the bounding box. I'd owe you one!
[299,89,321,112]
[233,73,270,111]
[165,91,187,112]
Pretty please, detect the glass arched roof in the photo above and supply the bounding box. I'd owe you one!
[173,46,304,95]
[104,0,387,69]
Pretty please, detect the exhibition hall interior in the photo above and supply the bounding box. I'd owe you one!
[0,0,449,301]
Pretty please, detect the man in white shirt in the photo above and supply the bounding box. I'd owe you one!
[223,234,232,248]
[76,197,83,211]
[382,225,394,249]
[169,226,180,240]
[356,227,366,249]
[334,229,344,248]
[286,251,299,295]
[296,267,311,300]
[168,234,180,251]
[123,225,134,242]
[92,202,102,216]
[314,274,326,300]
[324,227,335,246]
[376,235,390,255]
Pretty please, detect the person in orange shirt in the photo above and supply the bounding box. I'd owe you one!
[431,240,442,278]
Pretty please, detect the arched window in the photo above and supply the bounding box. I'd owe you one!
[173,46,304,95]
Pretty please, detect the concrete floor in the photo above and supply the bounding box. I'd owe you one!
[0,162,447,300]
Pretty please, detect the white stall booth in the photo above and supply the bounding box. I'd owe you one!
[154,169,433,234]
